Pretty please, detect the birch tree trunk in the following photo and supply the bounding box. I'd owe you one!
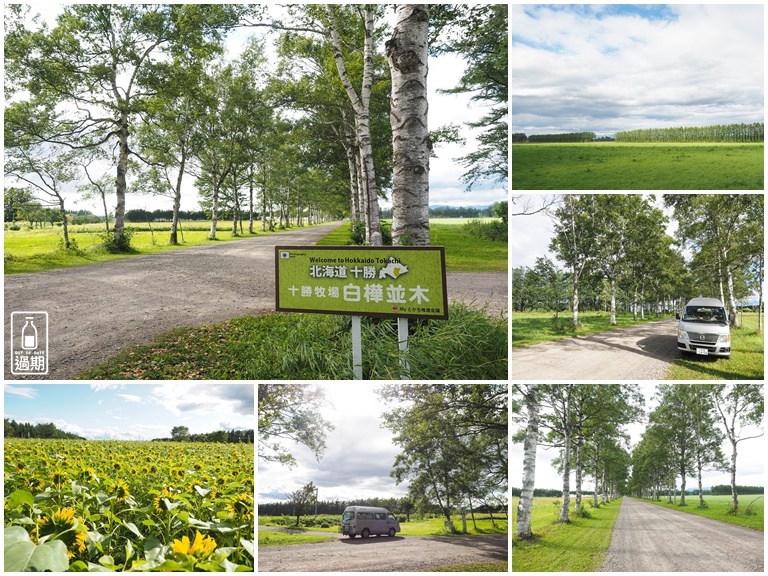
[327,6,382,245]
[516,385,538,539]
[386,4,430,246]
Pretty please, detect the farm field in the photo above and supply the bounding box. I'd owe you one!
[3,439,254,572]
[512,495,622,571]
[511,143,764,189]
[640,494,763,531]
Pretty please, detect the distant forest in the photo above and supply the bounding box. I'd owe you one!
[151,426,254,444]
[4,419,85,440]
[512,485,764,497]
[513,123,765,144]
[258,496,505,517]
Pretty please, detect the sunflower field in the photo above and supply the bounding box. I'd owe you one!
[3,439,254,572]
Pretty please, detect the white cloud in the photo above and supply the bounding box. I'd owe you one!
[89,384,124,392]
[4,384,37,399]
[151,384,253,416]
[512,4,764,136]
[118,394,142,403]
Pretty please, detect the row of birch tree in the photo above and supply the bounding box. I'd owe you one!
[615,123,764,143]
[629,384,763,512]
[514,384,643,539]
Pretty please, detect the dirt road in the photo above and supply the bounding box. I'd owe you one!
[600,497,764,572]
[258,533,508,572]
[512,320,678,380]
[4,223,507,379]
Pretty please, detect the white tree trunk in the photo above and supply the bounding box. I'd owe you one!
[327,6,382,245]
[516,385,538,539]
[386,4,430,246]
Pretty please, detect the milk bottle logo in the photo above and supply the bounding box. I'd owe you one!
[10,311,48,375]
[21,317,38,350]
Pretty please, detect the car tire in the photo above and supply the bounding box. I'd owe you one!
[348,534,356,538]
[362,528,370,539]
[388,528,395,537]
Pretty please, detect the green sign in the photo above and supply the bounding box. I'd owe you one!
[275,246,448,320]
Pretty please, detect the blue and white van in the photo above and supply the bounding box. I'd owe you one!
[340,506,401,538]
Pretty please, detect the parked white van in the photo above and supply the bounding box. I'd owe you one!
[677,297,731,357]
[340,506,401,538]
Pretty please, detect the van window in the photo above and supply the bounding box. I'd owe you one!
[374,513,386,520]
[388,514,397,521]
[342,511,354,522]
[359,512,374,520]
[682,305,727,324]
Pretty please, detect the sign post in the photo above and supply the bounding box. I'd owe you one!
[276,246,448,379]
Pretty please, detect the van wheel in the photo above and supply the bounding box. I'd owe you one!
[361,528,370,539]
[388,528,395,537]
[348,534,356,539]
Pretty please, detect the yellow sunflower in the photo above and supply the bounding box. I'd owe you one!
[113,480,131,502]
[153,488,175,513]
[172,530,217,558]
[226,493,253,520]
[35,507,87,558]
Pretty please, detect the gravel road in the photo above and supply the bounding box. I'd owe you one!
[600,497,764,572]
[512,320,678,380]
[258,533,508,572]
[4,223,507,380]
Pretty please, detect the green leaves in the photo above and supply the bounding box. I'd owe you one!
[4,526,70,572]
[5,489,34,509]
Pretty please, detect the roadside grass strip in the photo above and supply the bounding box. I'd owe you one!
[639,495,763,531]
[258,530,336,547]
[511,143,764,190]
[666,313,764,380]
[425,561,508,572]
[512,496,622,572]
[512,311,670,348]
[77,303,507,380]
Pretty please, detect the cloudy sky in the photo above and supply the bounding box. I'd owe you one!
[512,4,764,137]
[4,383,254,440]
[258,383,409,503]
[512,384,765,492]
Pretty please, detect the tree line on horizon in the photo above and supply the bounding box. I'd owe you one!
[151,425,253,443]
[4,419,85,440]
[513,123,764,144]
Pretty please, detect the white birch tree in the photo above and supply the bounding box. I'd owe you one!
[386,5,430,246]
[514,384,538,539]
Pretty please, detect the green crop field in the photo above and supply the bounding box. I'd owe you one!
[640,494,763,531]
[512,496,622,571]
[512,143,764,189]
[4,439,254,572]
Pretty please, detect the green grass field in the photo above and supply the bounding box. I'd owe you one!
[258,529,336,547]
[259,514,507,537]
[639,494,763,531]
[512,310,670,348]
[512,143,764,189]
[5,218,506,274]
[4,220,326,274]
[666,312,764,380]
[512,496,622,572]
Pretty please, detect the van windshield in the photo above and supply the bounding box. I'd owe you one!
[342,511,354,522]
[682,306,727,324]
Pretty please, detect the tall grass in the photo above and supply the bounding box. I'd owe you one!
[78,302,508,380]
[640,494,763,531]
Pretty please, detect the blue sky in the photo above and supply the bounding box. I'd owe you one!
[4,384,254,440]
[512,4,764,136]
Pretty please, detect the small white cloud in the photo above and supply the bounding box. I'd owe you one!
[90,384,124,392]
[4,384,37,399]
[118,394,142,403]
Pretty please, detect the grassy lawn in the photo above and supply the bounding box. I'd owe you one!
[512,496,622,572]
[512,142,764,189]
[426,562,508,572]
[259,514,507,537]
[316,219,507,272]
[640,494,763,531]
[258,529,336,547]
[512,310,672,348]
[77,302,507,380]
[665,312,764,380]
[4,220,335,274]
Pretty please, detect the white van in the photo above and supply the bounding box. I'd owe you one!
[677,297,731,357]
[340,506,401,538]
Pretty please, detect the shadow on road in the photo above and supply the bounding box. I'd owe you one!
[339,536,405,545]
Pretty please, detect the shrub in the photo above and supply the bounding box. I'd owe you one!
[98,228,134,253]
[8,224,21,231]
[573,507,592,518]
[462,219,507,242]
